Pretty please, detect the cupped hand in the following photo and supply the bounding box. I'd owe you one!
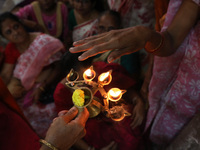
[41,106,89,150]
[130,96,146,129]
[69,26,149,63]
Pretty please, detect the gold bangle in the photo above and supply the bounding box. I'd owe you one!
[39,86,45,92]
[39,139,59,150]
[146,32,164,53]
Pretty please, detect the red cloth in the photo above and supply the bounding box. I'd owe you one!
[0,78,40,150]
[4,42,20,64]
[54,61,144,150]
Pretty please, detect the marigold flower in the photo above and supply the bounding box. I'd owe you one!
[72,89,85,107]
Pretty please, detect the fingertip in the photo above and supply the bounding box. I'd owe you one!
[58,110,68,116]
[69,47,75,53]
[78,55,86,61]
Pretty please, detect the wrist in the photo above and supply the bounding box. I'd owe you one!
[39,139,59,150]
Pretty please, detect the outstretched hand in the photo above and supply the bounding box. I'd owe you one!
[40,107,89,150]
[69,26,149,62]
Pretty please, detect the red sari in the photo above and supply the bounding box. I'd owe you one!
[0,78,40,150]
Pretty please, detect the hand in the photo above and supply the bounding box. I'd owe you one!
[40,107,89,150]
[100,141,118,150]
[31,87,43,103]
[69,26,150,62]
[130,96,146,129]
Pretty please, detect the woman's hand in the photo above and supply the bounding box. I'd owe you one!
[69,26,150,62]
[40,107,89,150]
[130,96,146,129]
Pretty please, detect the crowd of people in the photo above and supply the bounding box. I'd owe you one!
[0,0,199,150]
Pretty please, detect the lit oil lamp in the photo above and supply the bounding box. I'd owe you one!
[66,68,79,82]
[83,66,96,81]
[108,88,126,102]
[98,70,112,85]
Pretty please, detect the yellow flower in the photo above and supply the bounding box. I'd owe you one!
[72,89,85,107]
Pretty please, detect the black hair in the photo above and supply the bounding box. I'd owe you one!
[0,12,25,36]
[59,51,93,76]
[94,0,107,12]
[99,10,122,28]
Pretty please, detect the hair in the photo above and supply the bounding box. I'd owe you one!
[0,12,24,36]
[59,51,93,76]
[93,0,107,12]
[99,10,122,28]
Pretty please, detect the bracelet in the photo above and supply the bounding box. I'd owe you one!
[146,32,164,53]
[39,139,59,150]
[39,86,45,92]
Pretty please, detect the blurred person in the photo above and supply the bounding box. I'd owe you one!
[0,12,65,137]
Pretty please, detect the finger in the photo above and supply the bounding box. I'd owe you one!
[73,32,108,46]
[58,110,68,116]
[53,117,58,122]
[74,107,89,126]
[108,47,137,63]
[62,106,78,123]
[70,34,111,54]
[77,41,115,61]
[131,115,138,128]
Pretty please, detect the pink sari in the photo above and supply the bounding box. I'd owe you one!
[146,0,200,145]
[13,34,64,90]
[107,0,155,28]
[13,34,64,138]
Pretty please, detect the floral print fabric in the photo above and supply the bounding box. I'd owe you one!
[146,0,200,145]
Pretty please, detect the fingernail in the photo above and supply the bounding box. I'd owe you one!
[108,57,113,63]
[69,47,74,52]
[73,42,78,46]
[78,55,83,60]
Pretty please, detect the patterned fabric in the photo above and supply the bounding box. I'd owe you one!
[13,34,64,90]
[16,2,68,41]
[72,19,98,42]
[146,0,200,145]
[107,0,155,29]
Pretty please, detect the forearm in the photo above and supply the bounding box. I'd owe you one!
[145,0,200,57]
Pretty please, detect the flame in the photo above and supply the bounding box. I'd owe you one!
[99,72,110,81]
[83,67,96,81]
[85,69,93,77]
[109,89,121,98]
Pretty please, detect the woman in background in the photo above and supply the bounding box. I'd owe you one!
[0,12,65,138]
[69,0,105,42]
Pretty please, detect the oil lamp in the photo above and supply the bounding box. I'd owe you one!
[98,70,112,85]
[83,66,96,81]
[108,88,126,102]
[65,67,130,121]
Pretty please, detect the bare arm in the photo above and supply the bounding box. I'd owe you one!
[0,63,15,85]
[146,0,200,56]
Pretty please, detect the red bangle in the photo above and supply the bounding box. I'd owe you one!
[146,32,164,53]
